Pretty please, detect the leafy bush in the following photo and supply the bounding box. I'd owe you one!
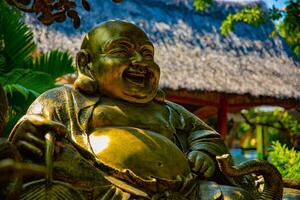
[0,1,75,137]
[193,0,300,58]
[220,6,266,35]
[193,0,212,11]
[238,108,300,148]
[269,141,300,180]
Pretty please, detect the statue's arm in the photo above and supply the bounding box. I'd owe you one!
[166,101,228,154]
[166,101,228,178]
[8,87,68,160]
[167,102,259,187]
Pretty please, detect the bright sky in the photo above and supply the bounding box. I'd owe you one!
[222,0,286,8]
[263,0,285,8]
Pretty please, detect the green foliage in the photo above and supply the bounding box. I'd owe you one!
[3,84,39,134]
[278,1,300,57]
[0,1,35,73]
[193,0,213,11]
[239,108,300,147]
[0,1,75,137]
[269,141,300,180]
[193,0,300,58]
[25,50,75,80]
[268,6,283,21]
[257,108,300,136]
[220,6,266,35]
[237,122,251,139]
[0,69,53,94]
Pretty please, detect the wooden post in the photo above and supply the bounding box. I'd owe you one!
[256,125,263,160]
[217,96,228,138]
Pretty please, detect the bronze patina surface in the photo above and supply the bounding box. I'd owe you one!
[4,20,283,199]
[89,127,191,181]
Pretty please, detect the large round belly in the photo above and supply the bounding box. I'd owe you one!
[89,127,190,181]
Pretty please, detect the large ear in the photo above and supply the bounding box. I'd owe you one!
[74,49,98,94]
[76,49,91,74]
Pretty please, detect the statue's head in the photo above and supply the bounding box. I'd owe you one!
[74,20,160,104]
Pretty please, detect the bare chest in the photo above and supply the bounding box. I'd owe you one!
[90,98,175,138]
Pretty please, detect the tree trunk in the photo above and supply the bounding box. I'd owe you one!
[0,84,8,136]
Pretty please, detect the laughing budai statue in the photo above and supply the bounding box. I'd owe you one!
[6,20,283,200]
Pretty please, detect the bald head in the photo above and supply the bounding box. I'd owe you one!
[81,20,150,53]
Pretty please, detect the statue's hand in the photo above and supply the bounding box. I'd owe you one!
[187,151,215,178]
[10,114,67,160]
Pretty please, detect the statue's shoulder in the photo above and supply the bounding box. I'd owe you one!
[164,100,190,114]
[28,85,98,115]
[36,85,81,100]
[153,89,188,114]
[28,85,79,111]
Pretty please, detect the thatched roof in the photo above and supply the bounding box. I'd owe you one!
[24,0,300,100]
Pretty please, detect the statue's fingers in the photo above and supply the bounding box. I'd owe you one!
[23,132,45,149]
[101,187,117,200]
[187,152,196,161]
[187,151,198,164]
[193,156,204,172]
[204,166,215,178]
[199,161,208,174]
[0,159,46,185]
[16,140,43,158]
[111,188,123,200]
[11,118,40,142]
[41,121,67,136]
[25,115,67,136]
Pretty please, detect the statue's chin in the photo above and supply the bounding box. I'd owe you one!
[88,127,191,182]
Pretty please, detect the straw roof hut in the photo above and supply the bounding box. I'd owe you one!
[24,0,300,136]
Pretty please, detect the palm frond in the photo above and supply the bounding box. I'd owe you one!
[3,84,40,137]
[0,1,35,74]
[3,112,24,138]
[4,84,39,103]
[0,68,54,93]
[0,47,6,73]
[0,2,75,137]
[28,50,75,79]
[4,84,39,114]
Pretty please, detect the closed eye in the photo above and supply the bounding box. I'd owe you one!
[141,49,154,60]
[104,39,134,57]
[108,48,130,57]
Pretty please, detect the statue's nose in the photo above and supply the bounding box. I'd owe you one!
[130,51,143,63]
[130,52,148,72]
[128,64,147,74]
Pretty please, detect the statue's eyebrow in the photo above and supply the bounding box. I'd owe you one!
[140,42,154,53]
[103,38,134,51]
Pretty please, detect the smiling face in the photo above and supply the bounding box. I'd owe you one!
[83,21,160,104]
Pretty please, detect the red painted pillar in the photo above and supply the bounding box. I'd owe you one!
[217,96,228,138]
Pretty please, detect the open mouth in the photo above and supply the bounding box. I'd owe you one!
[123,66,152,87]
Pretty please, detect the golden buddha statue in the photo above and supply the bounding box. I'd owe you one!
[7,20,271,200]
